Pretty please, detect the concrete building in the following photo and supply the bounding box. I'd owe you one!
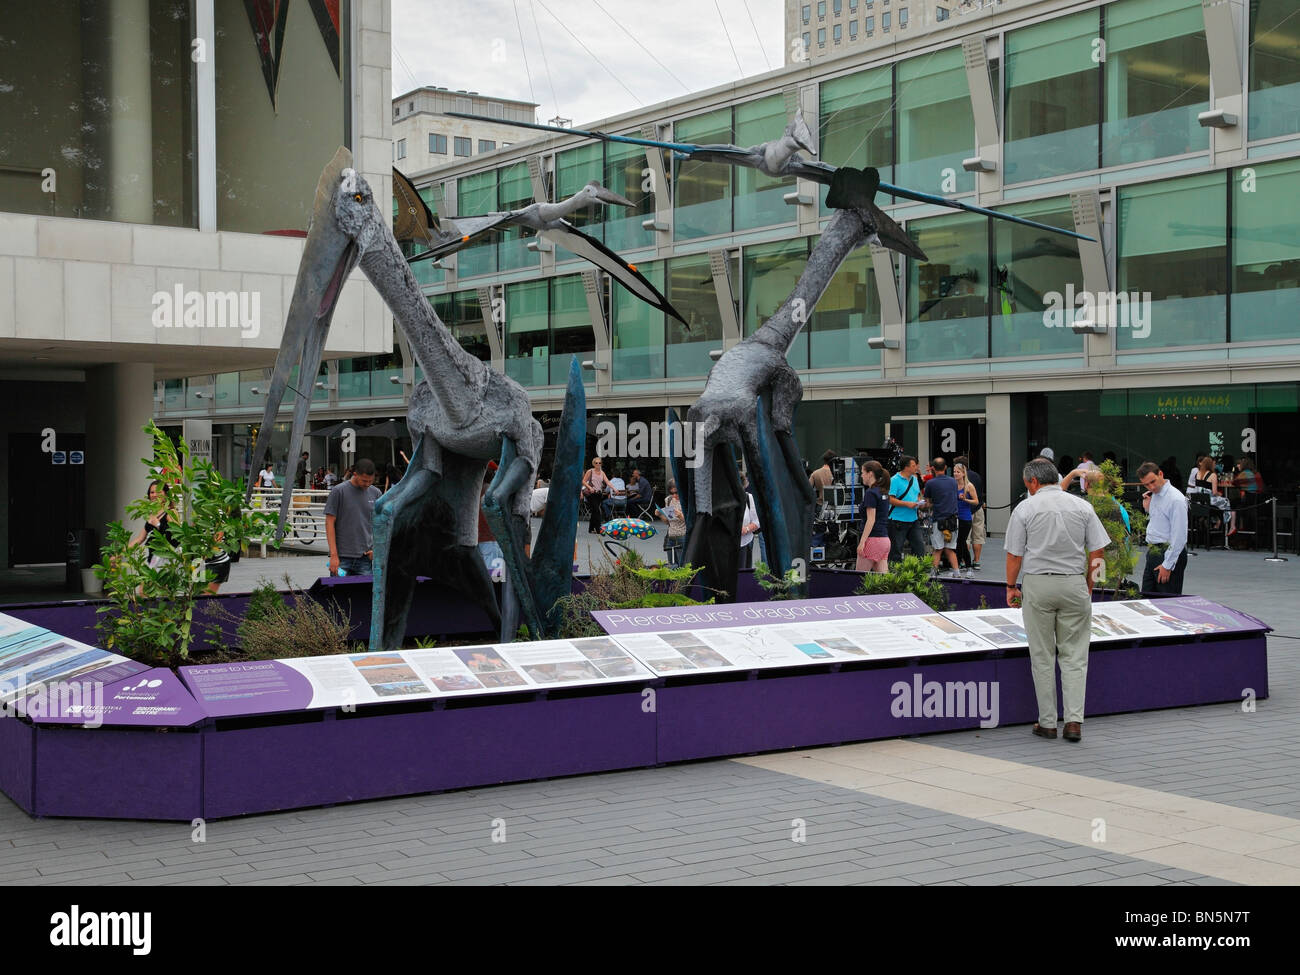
[392,87,538,176]
[785,0,1029,64]
[0,0,393,578]
[158,0,1300,545]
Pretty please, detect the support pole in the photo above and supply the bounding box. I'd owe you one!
[1265,497,1287,563]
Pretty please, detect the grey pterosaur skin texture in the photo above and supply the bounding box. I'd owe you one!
[686,172,888,601]
[408,179,688,326]
[249,148,581,648]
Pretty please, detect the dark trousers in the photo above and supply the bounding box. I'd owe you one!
[957,519,973,567]
[585,493,605,533]
[888,520,926,564]
[1142,546,1188,595]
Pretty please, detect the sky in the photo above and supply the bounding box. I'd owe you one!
[390,0,786,127]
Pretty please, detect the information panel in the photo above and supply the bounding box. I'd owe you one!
[0,612,147,705]
[181,636,655,717]
[942,597,1267,649]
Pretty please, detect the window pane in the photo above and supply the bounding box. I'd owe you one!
[0,1,197,225]
[1005,9,1100,184]
[456,170,497,277]
[429,291,491,363]
[1117,171,1226,349]
[674,108,732,240]
[1249,0,1300,140]
[1103,0,1209,168]
[338,357,372,399]
[605,136,658,251]
[734,95,795,230]
[906,211,988,362]
[743,239,811,369]
[897,47,974,195]
[505,279,549,386]
[667,254,724,376]
[216,0,346,232]
[990,197,1085,357]
[612,261,665,379]
[550,275,593,384]
[820,65,893,211]
[556,142,604,242]
[808,237,884,369]
[498,161,539,272]
[1232,158,1300,342]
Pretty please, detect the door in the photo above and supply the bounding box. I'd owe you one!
[927,417,985,476]
[8,433,86,565]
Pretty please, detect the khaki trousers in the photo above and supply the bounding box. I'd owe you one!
[1020,573,1092,728]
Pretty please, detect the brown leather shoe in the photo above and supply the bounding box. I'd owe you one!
[1063,722,1082,742]
[1032,723,1057,739]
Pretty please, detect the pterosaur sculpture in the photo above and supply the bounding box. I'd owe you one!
[248,148,586,648]
[447,110,1094,602]
[396,169,688,326]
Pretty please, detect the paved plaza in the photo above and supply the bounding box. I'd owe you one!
[1,539,1296,885]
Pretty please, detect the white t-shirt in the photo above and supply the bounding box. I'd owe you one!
[258,469,276,487]
[608,477,626,498]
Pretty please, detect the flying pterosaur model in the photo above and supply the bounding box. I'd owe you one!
[446,109,1095,249]
[248,149,586,648]
[393,167,687,326]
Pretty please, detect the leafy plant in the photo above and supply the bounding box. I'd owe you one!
[1086,459,1146,599]
[855,555,952,611]
[976,594,990,610]
[95,421,279,668]
[551,549,714,639]
[753,561,802,601]
[411,635,440,649]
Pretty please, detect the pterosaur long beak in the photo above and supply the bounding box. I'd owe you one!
[592,185,636,208]
[246,146,361,536]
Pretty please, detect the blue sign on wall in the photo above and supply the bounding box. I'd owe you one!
[69,450,84,465]
[51,451,66,465]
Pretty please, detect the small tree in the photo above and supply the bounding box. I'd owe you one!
[753,560,803,601]
[855,555,952,611]
[95,421,279,667]
[1085,459,1146,599]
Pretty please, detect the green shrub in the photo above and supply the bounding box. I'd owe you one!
[202,576,355,660]
[753,561,803,601]
[855,555,952,611]
[550,549,713,639]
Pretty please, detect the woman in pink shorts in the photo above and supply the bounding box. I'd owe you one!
[856,460,893,572]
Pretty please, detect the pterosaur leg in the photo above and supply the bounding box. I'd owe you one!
[683,441,746,602]
[482,437,540,641]
[742,391,814,597]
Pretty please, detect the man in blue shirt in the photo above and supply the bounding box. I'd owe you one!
[1138,461,1188,594]
[923,457,961,574]
[888,456,927,564]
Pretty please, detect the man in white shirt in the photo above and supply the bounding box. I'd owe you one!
[603,472,627,520]
[1005,457,1110,743]
[1138,460,1188,594]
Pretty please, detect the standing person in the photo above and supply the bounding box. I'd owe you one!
[477,461,502,572]
[658,481,686,566]
[855,461,892,573]
[923,458,961,575]
[1139,461,1189,594]
[295,452,309,490]
[324,459,380,576]
[1189,455,1233,535]
[739,476,760,569]
[324,465,339,489]
[954,454,985,568]
[256,462,276,492]
[887,456,926,564]
[1005,457,1110,743]
[953,463,979,572]
[809,450,836,508]
[581,456,611,533]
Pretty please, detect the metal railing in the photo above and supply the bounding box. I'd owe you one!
[248,487,330,555]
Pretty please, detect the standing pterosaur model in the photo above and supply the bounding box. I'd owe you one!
[248,148,587,648]
[396,169,688,326]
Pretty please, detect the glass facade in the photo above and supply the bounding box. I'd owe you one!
[1232,158,1300,343]
[734,96,795,231]
[604,137,657,252]
[1249,0,1300,141]
[498,161,539,272]
[612,260,665,380]
[1,0,197,225]
[907,211,988,362]
[820,65,893,209]
[216,0,347,232]
[430,291,491,363]
[1004,9,1100,184]
[1117,171,1227,350]
[549,275,594,384]
[896,47,975,196]
[1103,0,1209,168]
[504,280,549,387]
[743,239,811,368]
[809,239,884,370]
[456,170,498,278]
[667,254,726,377]
[556,143,605,240]
[674,108,732,240]
[991,197,1085,358]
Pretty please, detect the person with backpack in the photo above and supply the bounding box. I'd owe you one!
[887,456,927,564]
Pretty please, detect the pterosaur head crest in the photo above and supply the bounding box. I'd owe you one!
[335,167,384,256]
[579,179,636,209]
